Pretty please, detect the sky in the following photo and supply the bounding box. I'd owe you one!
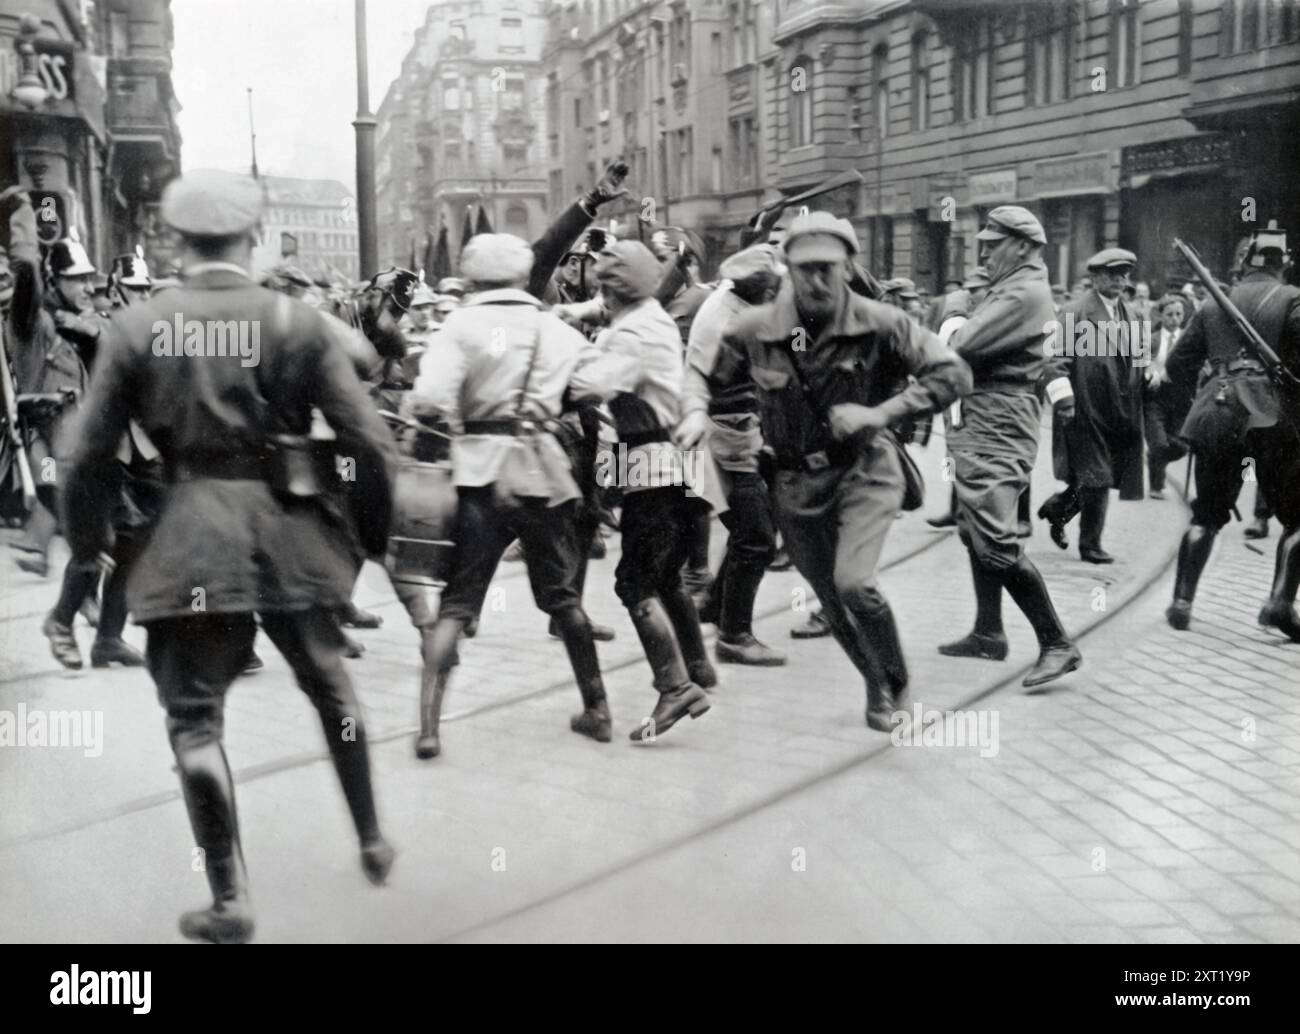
[172,0,436,189]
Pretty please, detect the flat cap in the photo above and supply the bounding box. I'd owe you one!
[977,205,1046,246]
[783,210,860,263]
[1086,247,1137,270]
[718,243,782,282]
[460,233,535,286]
[594,240,662,303]
[962,267,992,290]
[436,276,469,296]
[161,169,264,236]
[410,282,438,307]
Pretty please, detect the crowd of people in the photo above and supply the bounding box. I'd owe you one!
[2,161,1297,943]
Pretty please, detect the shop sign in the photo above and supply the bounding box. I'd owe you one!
[1033,151,1113,198]
[969,168,1017,205]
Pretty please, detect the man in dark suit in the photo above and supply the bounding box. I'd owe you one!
[1038,249,1146,563]
[61,169,398,944]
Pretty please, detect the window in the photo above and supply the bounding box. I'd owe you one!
[501,17,524,52]
[730,2,745,65]
[911,32,933,132]
[108,12,129,57]
[789,54,813,147]
[873,44,889,139]
[503,144,527,169]
[670,8,690,76]
[501,76,526,112]
[574,97,582,128]
[1177,0,1195,74]
[1027,2,1074,105]
[729,115,757,187]
[505,204,528,233]
[712,32,723,74]
[546,74,559,126]
[666,127,693,196]
[954,18,995,120]
[1110,0,1141,88]
[711,146,723,192]
[1225,0,1300,50]
[442,75,460,111]
[599,55,610,113]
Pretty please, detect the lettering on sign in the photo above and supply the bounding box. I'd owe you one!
[969,168,1017,205]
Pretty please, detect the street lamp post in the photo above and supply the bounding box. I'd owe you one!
[353,0,378,278]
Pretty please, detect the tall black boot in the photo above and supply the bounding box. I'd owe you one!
[551,604,612,742]
[1078,487,1114,563]
[627,597,710,742]
[1037,487,1079,550]
[840,591,911,732]
[313,680,394,885]
[660,582,718,689]
[939,551,1009,660]
[716,562,785,666]
[173,738,254,944]
[1001,555,1082,688]
[1166,525,1216,630]
[415,618,461,759]
[548,526,615,641]
[91,532,145,668]
[1259,525,1300,641]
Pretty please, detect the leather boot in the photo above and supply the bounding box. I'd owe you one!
[790,607,832,638]
[1001,556,1082,687]
[42,613,83,670]
[549,615,615,642]
[1037,488,1079,551]
[939,552,1009,660]
[1166,525,1216,630]
[627,597,710,742]
[842,594,910,732]
[415,620,459,759]
[311,677,393,884]
[173,739,254,944]
[717,562,785,666]
[1078,487,1114,563]
[552,605,612,742]
[79,593,101,628]
[1259,525,1300,642]
[1244,516,1270,540]
[661,583,717,689]
[91,637,145,667]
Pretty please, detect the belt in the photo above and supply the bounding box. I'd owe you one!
[774,441,857,472]
[463,419,548,435]
[617,428,673,448]
[1215,358,1267,375]
[170,453,267,481]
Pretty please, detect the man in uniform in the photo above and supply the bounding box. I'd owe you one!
[1164,222,1300,636]
[1038,249,1146,563]
[569,239,726,741]
[938,206,1083,686]
[107,251,153,308]
[61,169,398,943]
[679,243,786,666]
[407,233,615,754]
[709,211,971,729]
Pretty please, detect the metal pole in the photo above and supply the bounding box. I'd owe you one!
[247,88,259,179]
[353,0,378,278]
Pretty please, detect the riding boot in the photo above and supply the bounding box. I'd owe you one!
[415,619,461,759]
[716,562,785,665]
[1001,555,1082,687]
[1259,525,1300,641]
[174,738,254,944]
[627,597,710,742]
[1166,525,1216,630]
[840,593,910,732]
[661,581,717,689]
[1078,487,1114,563]
[550,604,612,741]
[939,551,1009,660]
[312,681,393,885]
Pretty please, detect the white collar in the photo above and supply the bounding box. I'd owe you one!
[184,261,252,279]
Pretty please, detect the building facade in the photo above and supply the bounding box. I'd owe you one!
[375,0,550,272]
[537,0,1297,292]
[250,176,359,283]
[1,0,181,275]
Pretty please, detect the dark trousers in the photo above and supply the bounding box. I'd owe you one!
[147,608,383,865]
[437,488,583,623]
[1144,388,1189,493]
[52,526,145,636]
[615,486,709,608]
[1191,427,1300,532]
[709,471,778,636]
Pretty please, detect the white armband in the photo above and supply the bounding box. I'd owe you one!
[1045,377,1074,404]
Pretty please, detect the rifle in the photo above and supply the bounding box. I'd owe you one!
[0,321,37,510]
[740,169,865,248]
[1172,237,1300,390]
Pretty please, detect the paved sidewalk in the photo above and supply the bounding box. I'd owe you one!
[2,437,1297,943]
